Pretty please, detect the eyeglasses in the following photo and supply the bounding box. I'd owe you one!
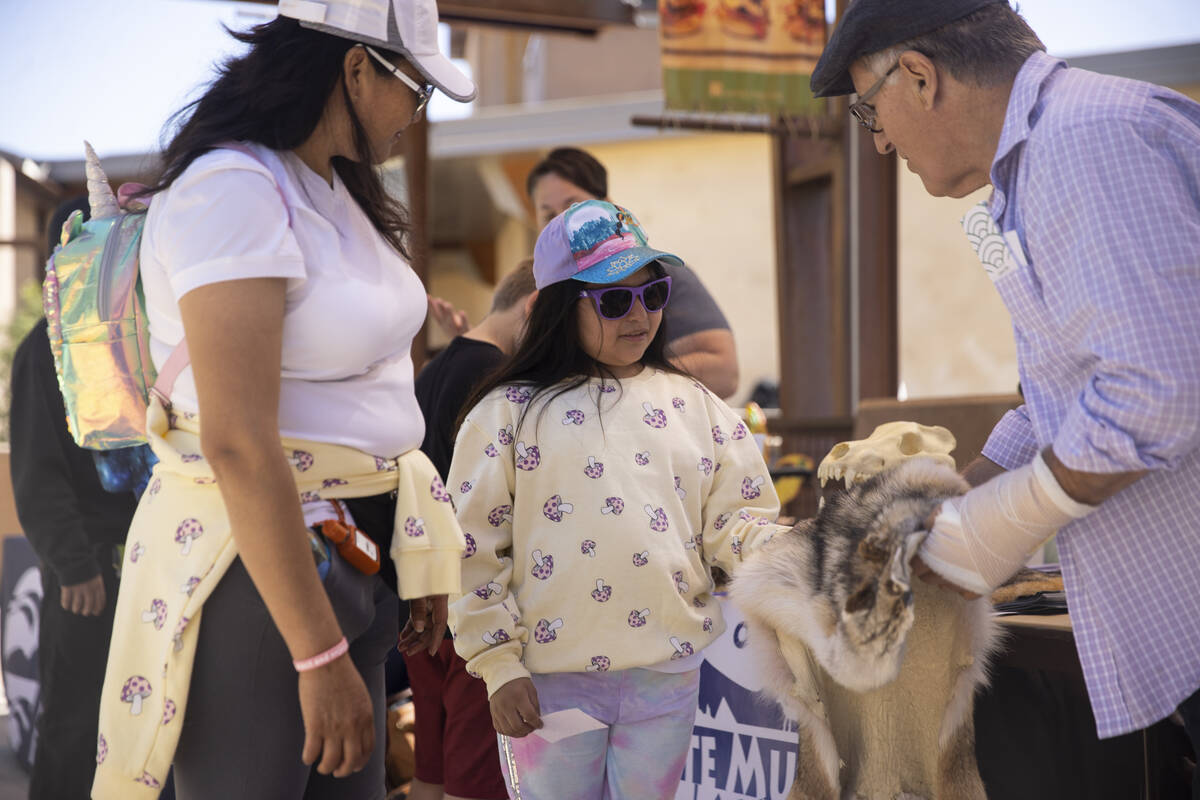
[578,276,673,321]
[362,45,434,123]
[848,61,899,134]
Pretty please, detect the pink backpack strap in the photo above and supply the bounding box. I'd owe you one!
[149,339,190,409]
[148,141,291,407]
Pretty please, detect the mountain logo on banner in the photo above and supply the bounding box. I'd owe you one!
[677,598,798,800]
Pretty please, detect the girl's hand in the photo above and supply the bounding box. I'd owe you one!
[298,653,375,777]
[490,677,542,737]
[397,594,449,655]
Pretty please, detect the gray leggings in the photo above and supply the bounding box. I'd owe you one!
[173,552,397,800]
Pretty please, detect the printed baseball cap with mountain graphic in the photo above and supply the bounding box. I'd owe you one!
[533,200,683,289]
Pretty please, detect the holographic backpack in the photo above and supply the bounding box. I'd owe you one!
[43,142,158,453]
[41,142,169,493]
[42,141,279,493]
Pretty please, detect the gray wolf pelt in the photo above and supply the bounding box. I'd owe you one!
[732,457,1003,800]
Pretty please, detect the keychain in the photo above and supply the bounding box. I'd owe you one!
[318,500,381,575]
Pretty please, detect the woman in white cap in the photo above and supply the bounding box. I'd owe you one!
[92,2,474,798]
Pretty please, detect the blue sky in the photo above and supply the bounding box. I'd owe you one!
[1,0,1198,161]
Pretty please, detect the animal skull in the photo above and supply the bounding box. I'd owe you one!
[818,421,956,488]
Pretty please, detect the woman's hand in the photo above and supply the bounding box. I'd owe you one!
[298,652,375,777]
[490,677,542,738]
[396,594,449,655]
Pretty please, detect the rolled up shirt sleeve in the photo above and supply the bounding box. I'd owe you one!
[981,405,1039,470]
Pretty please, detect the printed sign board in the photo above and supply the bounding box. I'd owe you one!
[1,536,42,770]
[676,594,797,799]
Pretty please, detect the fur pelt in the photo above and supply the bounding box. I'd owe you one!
[731,457,1004,800]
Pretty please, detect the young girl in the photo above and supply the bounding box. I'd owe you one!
[444,200,787,799]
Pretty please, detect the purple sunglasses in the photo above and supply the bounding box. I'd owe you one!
[578,276,673,320]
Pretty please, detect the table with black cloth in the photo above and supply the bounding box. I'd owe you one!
[977,614,1193,800]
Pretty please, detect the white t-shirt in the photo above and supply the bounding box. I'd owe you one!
[140,143,427,457]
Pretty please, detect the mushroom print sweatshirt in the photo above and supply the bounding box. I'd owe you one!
[92,399,465,799]
[447,368,788,696]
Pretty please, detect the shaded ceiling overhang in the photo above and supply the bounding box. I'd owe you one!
[439,0,641,34]
[233,0,647,34]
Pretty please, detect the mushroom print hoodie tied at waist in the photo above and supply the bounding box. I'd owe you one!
[92,395,465,799]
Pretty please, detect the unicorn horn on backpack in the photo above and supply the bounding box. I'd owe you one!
[84,140,120,220]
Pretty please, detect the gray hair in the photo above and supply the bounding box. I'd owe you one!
[862,3,1045,88]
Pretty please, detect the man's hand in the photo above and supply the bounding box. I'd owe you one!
[397,594,449,656]
[427,295,470,338]
[61,574,106,615]
[490,677,542,737]
[914,505,981,598]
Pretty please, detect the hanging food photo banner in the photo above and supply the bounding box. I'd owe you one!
[660,0,827,116]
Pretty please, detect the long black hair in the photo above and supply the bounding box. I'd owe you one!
[143,17,410,256]
[460,262,689,437]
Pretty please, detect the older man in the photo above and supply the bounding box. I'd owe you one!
[810,0,1200,772]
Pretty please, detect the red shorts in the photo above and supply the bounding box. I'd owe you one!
[403,639,507,799]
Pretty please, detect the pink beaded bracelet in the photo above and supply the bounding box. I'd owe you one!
[293,637,349,672]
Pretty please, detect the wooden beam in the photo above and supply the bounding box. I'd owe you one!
[830,0,899,408]
[225,0,635,32]
[0,239,46,252]
[631,114,843,138]
[773,133,850,419]
[402,117,432,372]
[440,0,635,31]
[851,130,898,402]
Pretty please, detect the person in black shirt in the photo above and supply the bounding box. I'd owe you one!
[405,260,535,800]
[415,260,537,481]
[10,197,138,800]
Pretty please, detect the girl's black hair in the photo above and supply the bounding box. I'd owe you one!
[460,262,688,437]
[143,17,410,256]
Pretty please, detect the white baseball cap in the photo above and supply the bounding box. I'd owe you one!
[278,0,476,102]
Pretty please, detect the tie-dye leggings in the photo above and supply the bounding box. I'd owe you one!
[497,667,700,800]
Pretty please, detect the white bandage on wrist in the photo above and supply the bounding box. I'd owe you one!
[919,452,1096,594]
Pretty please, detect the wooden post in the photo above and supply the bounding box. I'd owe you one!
[850,110,898,403]
[772,131,849,419]
[402,116,431,372]
[774,0,898,418]
[839,0,899,405]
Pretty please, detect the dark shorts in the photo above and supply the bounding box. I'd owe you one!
[403,639,507,799]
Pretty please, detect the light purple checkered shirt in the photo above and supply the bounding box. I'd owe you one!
[979,51,1200,739]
